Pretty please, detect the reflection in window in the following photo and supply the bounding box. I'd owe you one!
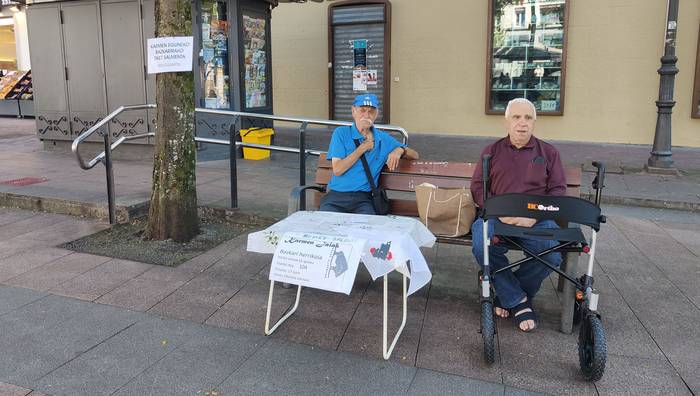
[200,0,230,109]
[487,0,568,114]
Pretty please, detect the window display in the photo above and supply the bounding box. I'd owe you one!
[242,13,267,109]
[486,0,568,115]
[199,0,230,109]
[4,70,32,100]
[0,70,32,117]
[0,70,23,98]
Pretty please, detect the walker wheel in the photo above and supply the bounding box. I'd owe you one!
[481,301,496,364]
[578,315,607,381]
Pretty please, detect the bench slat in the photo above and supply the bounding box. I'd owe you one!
[319,155,478,178]
[565,168,581,186]
[389,198,421,217]
[316,167,580,195]
[316,154,581,187]
[381,174,471,191]
[316,169,472,191]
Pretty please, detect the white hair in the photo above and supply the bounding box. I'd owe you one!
[505,98,537,120]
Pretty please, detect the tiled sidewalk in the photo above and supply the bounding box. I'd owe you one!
[0,206,698,395]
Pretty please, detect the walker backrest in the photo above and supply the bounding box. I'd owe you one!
[482,193,603,231]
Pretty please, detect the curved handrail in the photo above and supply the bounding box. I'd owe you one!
[73,105,408,170]
[196,108,410,145]
[85,132,155,168]
[72,104,156,169]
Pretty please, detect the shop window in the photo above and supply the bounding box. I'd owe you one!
[241,11,268,109]
[199,0,231,109]
[693,26,700,118]
[486,0,569,115]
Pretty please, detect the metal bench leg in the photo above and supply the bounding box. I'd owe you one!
[265,280,302,335]
[559,252,580,334]
[383,273,407,360]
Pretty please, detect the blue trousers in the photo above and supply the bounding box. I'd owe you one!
[319,191,376,215]
[471,217,562,309]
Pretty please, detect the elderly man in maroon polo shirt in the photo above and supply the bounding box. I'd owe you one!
[470,98,566,332]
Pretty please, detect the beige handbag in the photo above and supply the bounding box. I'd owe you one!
[415,183,476,237]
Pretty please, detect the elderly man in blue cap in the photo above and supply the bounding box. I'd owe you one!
[320,93,419,214]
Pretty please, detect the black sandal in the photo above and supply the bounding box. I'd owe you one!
[510,299,539,332]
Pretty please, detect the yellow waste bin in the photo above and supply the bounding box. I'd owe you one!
[240,128,274,160]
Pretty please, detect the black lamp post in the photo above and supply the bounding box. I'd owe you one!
[647,0,679,172]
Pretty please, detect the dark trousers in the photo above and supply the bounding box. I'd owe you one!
[319,191,376,215]
[471,218,562,308]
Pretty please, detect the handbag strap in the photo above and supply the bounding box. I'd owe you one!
[353,138,380,196]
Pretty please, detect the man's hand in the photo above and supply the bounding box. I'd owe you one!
[357,138,374,154]
[357,117,373,132]
[386,147,404,170]
[499,217,537,227]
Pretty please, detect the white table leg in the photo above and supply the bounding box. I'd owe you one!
[383,272,408,360]
[265,280,302,335]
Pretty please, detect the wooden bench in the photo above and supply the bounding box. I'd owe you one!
[288,154,583,334]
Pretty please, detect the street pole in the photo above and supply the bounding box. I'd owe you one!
[647,0,679,172]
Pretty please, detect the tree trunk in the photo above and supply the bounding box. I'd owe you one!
[144,0,199,242]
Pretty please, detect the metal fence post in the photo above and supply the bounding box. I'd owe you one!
[229,121,239,209]
[103,128,116,224]
[298,122,308,210]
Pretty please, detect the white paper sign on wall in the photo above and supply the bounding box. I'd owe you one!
[270,232,365,295]
[147,36,194,74]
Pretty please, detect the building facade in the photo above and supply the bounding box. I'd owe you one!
[270,0,700,147]
[24,0,275,157]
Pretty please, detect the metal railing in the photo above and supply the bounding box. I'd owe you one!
[72,104,410,224]
[195,108,410,211]
[72,104,156,224]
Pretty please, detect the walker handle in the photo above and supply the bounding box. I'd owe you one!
[591,161,606,207]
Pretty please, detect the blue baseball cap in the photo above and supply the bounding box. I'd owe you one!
[352,93,379,108]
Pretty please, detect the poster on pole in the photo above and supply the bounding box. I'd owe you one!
[270,232,365,295]
[147,36,194,74]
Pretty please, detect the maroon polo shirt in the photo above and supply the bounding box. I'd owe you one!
[471,136,566,207]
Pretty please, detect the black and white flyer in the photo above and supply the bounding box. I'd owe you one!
[270,232,365,294]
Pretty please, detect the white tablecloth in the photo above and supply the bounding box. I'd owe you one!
[247,211,436,295]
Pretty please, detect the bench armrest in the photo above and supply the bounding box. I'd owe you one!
[288,185,327,215]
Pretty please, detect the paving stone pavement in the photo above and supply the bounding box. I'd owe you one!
[0,119,699,394]
[0,205,698,395]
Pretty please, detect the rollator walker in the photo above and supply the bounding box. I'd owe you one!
[478,155,608,382]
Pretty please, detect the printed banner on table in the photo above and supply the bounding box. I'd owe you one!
[270,232,365,295]
[147,36,193,74]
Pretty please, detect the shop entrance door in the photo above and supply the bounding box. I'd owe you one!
[329,1,391,124]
